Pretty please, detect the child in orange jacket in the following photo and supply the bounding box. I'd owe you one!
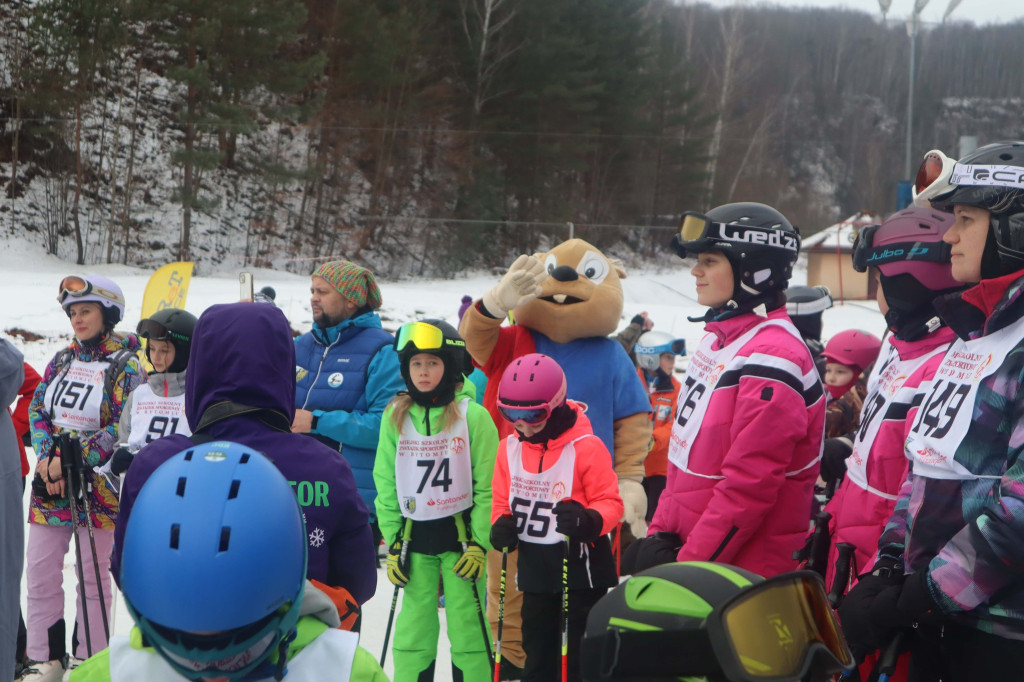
[633,331,684,524]
[489,354,623,682]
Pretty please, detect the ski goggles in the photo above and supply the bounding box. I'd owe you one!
[133,606,292,681]
[634,338,686,357]
[57,275,125,307]
[395,321,464,353]
[137,318,189,343]
[583,570,853,682]
[673,211,801,258]
[913,149,956,203]
[851,224,951,273]
[496,401,553,425]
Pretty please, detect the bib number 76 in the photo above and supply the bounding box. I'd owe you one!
[511,496,553,538]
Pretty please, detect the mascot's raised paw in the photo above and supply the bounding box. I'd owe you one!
[619,478,648,537]
[482,254,547,318]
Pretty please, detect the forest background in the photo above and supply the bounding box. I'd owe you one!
[0,0,1021,276]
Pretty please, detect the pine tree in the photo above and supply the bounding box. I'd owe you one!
[129,0,323,260]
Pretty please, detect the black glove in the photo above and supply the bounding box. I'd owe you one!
[837,557,905,661]
[867,570,940,644]
[490,513,519,552]
[110,447,135,476]
[820,437,852,488]
[22,431,32,447]
[553,499,603,542]
[621,531,682,575]
[630,314,645,327]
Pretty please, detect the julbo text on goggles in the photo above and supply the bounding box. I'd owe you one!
[851,224,952,273]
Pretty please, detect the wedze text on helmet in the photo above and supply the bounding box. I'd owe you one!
[718,224,799,251]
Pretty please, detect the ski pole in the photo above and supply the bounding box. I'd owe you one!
[493,549,508,682]
[828,542,856,609]
[877,629,908,682]
[380,517,412,669]
[454,515,495,673]
[70,439,110,643]
[60,434,94,658]
[561,537,569,682]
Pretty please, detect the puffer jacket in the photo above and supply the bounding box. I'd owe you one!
[492,402,624,592]
[648,307,825,577]
[824,328,954,593]
[373,380,498,553]
[878,269,1024,640]
[29,332,145,528]
[294,311,404,512]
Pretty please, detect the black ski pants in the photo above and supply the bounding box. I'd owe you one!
[521,587,605,682]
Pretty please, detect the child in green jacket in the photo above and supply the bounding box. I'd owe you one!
[374,320,499,682]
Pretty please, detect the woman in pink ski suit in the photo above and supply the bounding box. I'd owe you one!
[625,202,826,578]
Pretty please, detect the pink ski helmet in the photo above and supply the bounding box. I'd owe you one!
[496,353,568,425]
[851,208,958,291]
[823,330,882,374]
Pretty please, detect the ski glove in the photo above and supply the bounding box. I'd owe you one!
[866,571,941,646]
[621,531,682,575]
[109,447,135,476]
[836,557,905,662]
[453,541,486,582]
[481,254,546,318]
[618,479,648,537]
[490,513,519,552]
[554,499,604,542]
[386,539,411,588]
[820,437,852,489]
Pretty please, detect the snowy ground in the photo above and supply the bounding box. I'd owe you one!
[5,239,886,680]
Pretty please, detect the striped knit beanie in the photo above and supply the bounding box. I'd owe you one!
[312,260,382,310]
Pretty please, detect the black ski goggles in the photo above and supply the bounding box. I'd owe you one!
[672,212,800,259]
[582,570,853,682]
[851,224,952,273]
[137,319,189,343]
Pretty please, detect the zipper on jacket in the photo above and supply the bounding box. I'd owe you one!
[301,336,340,410]
[423,406,432,436]
[709,526,739,561]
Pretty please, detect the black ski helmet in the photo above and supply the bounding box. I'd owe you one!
[396,319,473,406]
[137,308,197,374]
[785,285,832,342]
[932,140,1024,276]
[672,202,801,298]
[582,562,763,682]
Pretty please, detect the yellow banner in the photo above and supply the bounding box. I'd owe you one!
[141,262,194,321]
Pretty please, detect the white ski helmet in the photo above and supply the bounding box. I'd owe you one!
[57,275,126,328]
[635,331,686,372]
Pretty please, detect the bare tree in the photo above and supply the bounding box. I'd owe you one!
[457,0,520,116]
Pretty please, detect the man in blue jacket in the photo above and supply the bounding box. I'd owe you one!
[292,260,404,528]
[113,303,377,617]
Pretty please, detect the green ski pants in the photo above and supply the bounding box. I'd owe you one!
[392,550,490,682]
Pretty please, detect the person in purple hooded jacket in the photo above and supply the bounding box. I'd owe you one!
[112,302,377,626]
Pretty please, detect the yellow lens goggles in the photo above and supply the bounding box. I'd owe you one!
[715,571,854,680]
[395,321,444,353]
[680,212,714,243]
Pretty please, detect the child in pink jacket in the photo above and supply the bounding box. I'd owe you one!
[625,202,825,578]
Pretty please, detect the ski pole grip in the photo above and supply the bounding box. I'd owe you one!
[828,542,856,608]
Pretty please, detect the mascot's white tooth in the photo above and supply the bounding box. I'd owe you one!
[553,294,568,303]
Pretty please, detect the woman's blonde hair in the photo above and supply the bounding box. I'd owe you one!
[388,382,464,432]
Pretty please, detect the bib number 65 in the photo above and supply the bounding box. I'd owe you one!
[511,496,553,538]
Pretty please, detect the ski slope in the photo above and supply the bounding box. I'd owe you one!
[5,244,886,680]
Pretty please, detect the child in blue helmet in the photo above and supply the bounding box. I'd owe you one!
[71,440,387,682]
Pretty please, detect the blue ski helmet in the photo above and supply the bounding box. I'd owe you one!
[120,441,307,680]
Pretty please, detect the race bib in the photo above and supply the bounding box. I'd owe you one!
[506,435,583,545]
[845,340,945,499]
[44,358,109,431]
[394,399,474,520]
[127,384,190,451]
[905,318,1024,481]
[668,319,806,475]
